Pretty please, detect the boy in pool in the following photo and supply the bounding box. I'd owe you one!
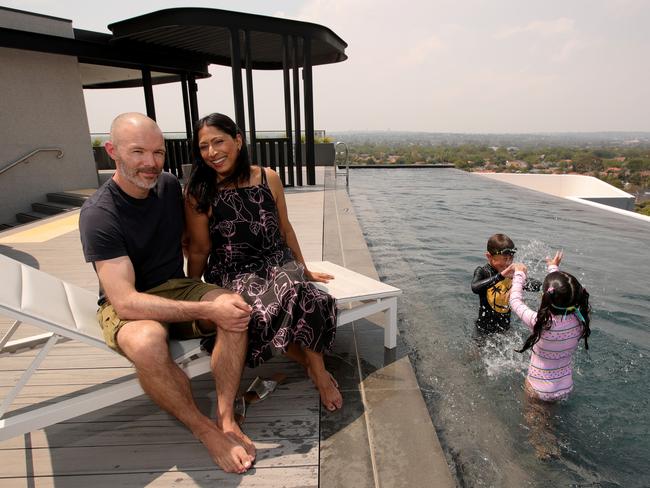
[471,234,541,334]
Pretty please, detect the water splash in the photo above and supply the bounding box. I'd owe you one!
[479,331,529,379]
[517,239,554,279]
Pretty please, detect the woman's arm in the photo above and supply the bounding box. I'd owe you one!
[266,168,333,283]
[509,264,537,330]
[183,195,212,280]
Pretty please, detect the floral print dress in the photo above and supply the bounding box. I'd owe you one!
[204,169,337,367]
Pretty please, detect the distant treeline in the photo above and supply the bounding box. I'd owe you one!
[338,138,650,215]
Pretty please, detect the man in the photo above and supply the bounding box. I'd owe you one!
[79,113,254,474]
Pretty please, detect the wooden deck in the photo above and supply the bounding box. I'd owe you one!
[0,186,326,487]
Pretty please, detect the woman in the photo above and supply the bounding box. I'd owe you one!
[184,113,342,411]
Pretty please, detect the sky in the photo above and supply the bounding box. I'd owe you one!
[3,0,650,134]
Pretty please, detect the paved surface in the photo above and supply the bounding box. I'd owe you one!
[0,167,455,487]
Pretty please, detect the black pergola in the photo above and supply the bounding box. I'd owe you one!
[0,7,348,185]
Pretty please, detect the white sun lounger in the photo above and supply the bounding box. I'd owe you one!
[307,261,402,349]
[0,254,401,441]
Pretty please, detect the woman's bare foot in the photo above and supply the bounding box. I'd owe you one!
[299,347,343,411]
[327,371,339,389]
[196,425,253,474]
[308,366,343,411]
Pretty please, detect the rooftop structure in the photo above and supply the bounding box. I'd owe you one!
[0,6,347,224]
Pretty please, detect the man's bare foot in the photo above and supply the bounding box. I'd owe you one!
[308,367,342,411]
[221,418,257,460]
[196,425,253,474]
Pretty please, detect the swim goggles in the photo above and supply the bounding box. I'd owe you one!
[490,247,517,256]
[551,304,586,322]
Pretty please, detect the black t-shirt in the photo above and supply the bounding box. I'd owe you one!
[79,172,185,304]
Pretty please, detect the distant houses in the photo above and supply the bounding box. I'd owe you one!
[505,160,527,170]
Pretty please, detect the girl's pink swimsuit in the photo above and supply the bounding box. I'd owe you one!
[510,265,584,401]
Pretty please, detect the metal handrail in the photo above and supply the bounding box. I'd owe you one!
[0,148,64,177]
[335,141,349,188]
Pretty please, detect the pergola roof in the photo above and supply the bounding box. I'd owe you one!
[1,5,347,185]
[108,8,348,70]
[1,6,347,87]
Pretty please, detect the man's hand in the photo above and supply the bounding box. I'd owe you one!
[209,294,252,332]
[546,250,563,267]
[512,263,528,273]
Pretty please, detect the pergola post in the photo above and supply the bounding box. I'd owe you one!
[244,30,257,164]
[181,74,192,140]
[282,35,295,186]
[188,74,199,127]
[302,36,315,185]
[292,36,303,186]
[229,27,246,134]
[141,68,156,120]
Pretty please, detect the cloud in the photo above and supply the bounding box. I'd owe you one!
[401,34,445,66]
[495,17,575,39]
[552,38,591,62]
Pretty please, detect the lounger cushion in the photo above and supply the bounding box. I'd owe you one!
[0,254,103,342]
[1,255,22,311]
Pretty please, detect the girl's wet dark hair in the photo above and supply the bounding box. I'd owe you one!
[517,270,591,353]
[185,113,251,213]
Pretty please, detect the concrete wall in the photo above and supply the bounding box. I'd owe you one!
[0,10,97,223]
[477,173,635,210]
[300,143,336,166]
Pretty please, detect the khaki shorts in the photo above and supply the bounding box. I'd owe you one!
[97,278,226,356]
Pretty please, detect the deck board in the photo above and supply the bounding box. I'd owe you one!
[0,466,319,488]
[1,438,318,476]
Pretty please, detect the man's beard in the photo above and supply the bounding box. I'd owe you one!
[118,164,161,190]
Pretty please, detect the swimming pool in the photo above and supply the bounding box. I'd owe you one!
[347,168,649,487]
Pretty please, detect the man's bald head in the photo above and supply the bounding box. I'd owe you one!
[105,113,166,196]
[109,113,162,148]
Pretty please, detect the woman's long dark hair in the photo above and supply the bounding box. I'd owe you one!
[185,113,251,213]
[517,270,591,353]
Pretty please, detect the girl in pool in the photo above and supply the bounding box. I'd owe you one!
[509,251,591,458]
[510,251,591,400]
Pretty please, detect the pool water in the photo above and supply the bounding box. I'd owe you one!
[347,168,649,488]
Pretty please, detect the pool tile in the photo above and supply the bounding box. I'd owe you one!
[363,388,455,487]
[319,388,374,488]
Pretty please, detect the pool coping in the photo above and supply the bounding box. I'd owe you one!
[319,168,456,487]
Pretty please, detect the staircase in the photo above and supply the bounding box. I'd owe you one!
[1,191,91,230]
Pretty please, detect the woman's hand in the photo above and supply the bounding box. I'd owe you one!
[512,263,528,273]
[546,250,563,267]
[305,269,334,283]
